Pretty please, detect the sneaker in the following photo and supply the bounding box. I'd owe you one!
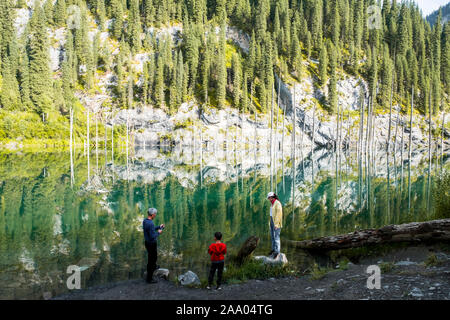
[206,286,211,290]
[216,286,222,291]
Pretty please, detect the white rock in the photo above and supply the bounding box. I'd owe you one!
[154,268,170,280]
[254,253,288,266]
[178,271,200,286]
[409,287,424,298]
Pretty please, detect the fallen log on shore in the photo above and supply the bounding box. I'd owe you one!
[287,219,450,251]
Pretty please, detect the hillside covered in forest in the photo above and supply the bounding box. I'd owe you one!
[427,2,450,27]
[0,0,449,149]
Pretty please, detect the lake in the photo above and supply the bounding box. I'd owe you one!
[0,146,448,299]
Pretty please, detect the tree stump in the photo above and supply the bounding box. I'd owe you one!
[233,236,260,265]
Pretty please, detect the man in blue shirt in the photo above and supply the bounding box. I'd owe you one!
[143,208,164,283]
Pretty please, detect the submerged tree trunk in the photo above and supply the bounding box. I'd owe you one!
[287,219,450,251]
[233,235,260,265]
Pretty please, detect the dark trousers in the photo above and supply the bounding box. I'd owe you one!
[208,261,224,286]
[145,241,157,281]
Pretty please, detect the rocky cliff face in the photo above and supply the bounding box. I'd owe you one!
[13,6,448,156]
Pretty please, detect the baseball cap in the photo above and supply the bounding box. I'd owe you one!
[267,192,275,198]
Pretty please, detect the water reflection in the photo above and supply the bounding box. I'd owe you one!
[0,146,448,299]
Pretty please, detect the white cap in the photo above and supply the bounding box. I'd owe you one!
[267,192,275,198]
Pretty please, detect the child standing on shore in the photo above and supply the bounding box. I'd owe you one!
[207,232,227,290]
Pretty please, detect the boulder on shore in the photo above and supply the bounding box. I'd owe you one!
[178,271,200,286]
[154,268,170,280]
[254,253,288,266]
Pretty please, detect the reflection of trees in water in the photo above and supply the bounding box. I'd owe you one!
[0,152,447,298]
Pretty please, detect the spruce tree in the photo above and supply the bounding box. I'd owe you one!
[217,24,227,109]
[155,54,165,108]
[0,56,21,110]
[111,0,124,40]
[54,0,67,27]
[328,41,338,114]
[232,52,242,109]
[28,4,53,115]
[129,0,142,53]
[319,41,328,88]
[18,45,31,108]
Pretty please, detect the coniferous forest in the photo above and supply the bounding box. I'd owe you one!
[0,0,449,145]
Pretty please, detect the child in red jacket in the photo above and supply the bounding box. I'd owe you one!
[207,232,227,290]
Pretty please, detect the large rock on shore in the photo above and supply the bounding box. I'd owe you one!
[154,268,170,280]
[178,271,201,286]
[254,253,288,266]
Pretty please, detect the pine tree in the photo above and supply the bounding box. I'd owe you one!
[184,23,200,94]
[232,52,242,108]
[242,72,248,113]
[331,0,340,45]
[53,0,67,27]
[319,41,328,88]
[96,0,106,30]
[328,41,338,114]
[28,4,53,115]
[0,56,21,110]
[176,51,184,106]
[43,0,54,26]
[155,54,165,108]
[442,22,450,96]
[201,37,210,104]
[291,37,303,79]
[311,0,323,47]
[111,0,124,40]
[380,44,393,109]
[129,0,142,53]
[0,0,15,67]
[217,24,227,109]
[18,44,31,108]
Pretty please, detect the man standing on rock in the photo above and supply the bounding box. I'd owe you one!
[267,192,282,259]
[143,208,164,283]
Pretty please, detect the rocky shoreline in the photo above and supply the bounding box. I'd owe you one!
[54,243,450,300]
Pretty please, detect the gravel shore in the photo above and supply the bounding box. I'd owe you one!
[54,244,450,300]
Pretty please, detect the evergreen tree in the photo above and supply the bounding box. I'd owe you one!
[0,56,21,110]
[176,51,184,106]
[232,52,242,108]
[43,0,54,26]
[319,41,328,88]
[129,0,142,53]
[311,0,323,47]
[18,45,31,108]
[216,24,227,109]
[328,41,338,114]
[96,0,106,30]
[442,22,450,96]
[54,0,67,27]
[111,0,124,40]
[380,44,393,109]
[155,54,165,108]
[28,4,53,115]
